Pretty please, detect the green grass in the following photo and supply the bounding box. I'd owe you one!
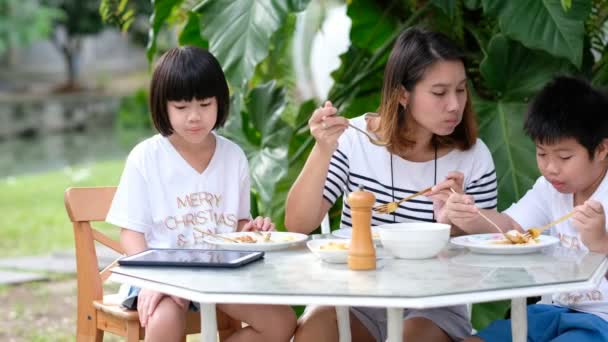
[0,160,125,257]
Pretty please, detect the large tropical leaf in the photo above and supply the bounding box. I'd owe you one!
[178,11,208,47]
[431,0,457,18]
[482,0,590,67]
[348,0,398,51]
[194,0,311,88]
[221,81,292,226]
[472,300,510,330]
[475,97,539,209]
[147,0,183,62]
[479,35,573,101]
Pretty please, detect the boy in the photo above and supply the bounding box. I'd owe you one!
[446,76,608,341]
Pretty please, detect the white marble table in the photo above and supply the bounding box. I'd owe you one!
[109,245,607,342]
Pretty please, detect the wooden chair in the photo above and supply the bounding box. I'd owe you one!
[65,186,242,341]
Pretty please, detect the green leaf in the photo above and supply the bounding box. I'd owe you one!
[221,82,292,226]
[147,0,183,62]
[482,0,590,67]
[475,96,539,209]
[178,11,208,48]
[480,35,573,100]
[472,300,510,330]
[347,0,398,51]
[561,0,572,11]
[287,0,310,11]
[195,0,309,88]
[431,0,457,18]
[464,0,482,10]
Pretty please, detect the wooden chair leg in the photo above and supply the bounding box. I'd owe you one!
[126,320,141,342]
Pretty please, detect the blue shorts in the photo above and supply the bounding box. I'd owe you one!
[121,286,200,312]
[476,304,608,342]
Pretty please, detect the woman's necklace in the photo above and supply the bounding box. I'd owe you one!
[390,141,438,222]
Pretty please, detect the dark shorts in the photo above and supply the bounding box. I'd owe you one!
[476,304,608,342]
[121,286,200,312]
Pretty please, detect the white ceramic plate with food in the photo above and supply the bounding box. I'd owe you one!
[307,239,350,263]
[202,231,308,251]
[450,233,559,255]
[332,227,381,241]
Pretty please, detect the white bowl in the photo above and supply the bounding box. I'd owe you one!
[377,222,450,259]
[306,239,350,264]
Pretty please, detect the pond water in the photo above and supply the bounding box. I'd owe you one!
[0,127,149,178]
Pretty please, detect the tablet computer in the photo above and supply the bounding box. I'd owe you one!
[118,249,264,268]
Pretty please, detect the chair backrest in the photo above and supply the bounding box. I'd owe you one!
[65,186,121,334]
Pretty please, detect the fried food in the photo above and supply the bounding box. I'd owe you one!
[319,242,349,251]
[492,230,539,245]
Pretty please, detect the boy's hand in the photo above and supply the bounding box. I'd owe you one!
[242,216,275,232]
[427,171,465,224]
[572,200,608,252]
[444,191,477,228]
[137,289,165,327]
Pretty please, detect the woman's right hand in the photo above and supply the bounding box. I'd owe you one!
[309,101,348,153]
[137,288,166,327]
[444,191,478,228]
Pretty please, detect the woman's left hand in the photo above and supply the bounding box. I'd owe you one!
[242,216,276,231]
[426,171,465,224]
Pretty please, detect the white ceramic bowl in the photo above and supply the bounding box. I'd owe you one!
[306,239,350,264]
[377,222,450,259]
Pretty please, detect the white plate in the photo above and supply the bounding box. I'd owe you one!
[332,227,381,241]
[203,231,309,251]
[450,234,559,255]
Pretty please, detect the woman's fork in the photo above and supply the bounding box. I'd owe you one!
[347,123,387,146]
[373,186,434,214]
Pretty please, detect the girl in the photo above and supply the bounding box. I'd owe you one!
[106,46,296,342]
[285,28,497,341]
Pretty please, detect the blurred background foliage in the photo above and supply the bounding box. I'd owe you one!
[101,0,608,329]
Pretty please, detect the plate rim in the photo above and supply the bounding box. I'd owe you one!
[450,233,559,251]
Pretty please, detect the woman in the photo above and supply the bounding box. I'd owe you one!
[285,27,497,342]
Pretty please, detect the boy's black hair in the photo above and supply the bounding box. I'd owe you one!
[149,46,230,136]
[524,76,608,158]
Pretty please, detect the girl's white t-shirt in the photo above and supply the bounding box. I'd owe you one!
[106,133,250,249]
[505,174,608,320]
[324,115,498,228]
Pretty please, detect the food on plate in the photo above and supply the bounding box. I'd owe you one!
[235,235,257,243]
[319,241,349,251]
[493,230,539,245]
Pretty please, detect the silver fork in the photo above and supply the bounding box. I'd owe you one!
[347,123,387,146]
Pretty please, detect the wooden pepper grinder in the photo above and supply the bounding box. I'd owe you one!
[348,185,376,270]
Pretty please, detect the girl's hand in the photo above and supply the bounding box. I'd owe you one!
[426,171,465,223]
[309,101,348,153]
[137,289,165,327]
[572,200,607,252]
[242,216,275,232]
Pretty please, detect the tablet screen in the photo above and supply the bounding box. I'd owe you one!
[118,249,264,268]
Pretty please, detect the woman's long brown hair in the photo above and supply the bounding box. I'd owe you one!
[375,27,477,156]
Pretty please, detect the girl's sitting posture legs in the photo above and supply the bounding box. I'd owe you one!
[294,306,453,342]
[294,305,375,342]
[145,296,188,342]
[218,303,297,342]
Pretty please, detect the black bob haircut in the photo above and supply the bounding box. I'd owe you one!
[149,46,230,136]
[524,76,608,158]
